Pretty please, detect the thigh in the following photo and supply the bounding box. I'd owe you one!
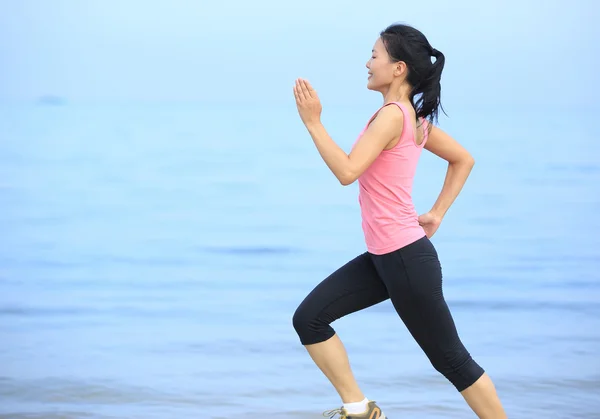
[296,252,389,323]
[372,237,462,353]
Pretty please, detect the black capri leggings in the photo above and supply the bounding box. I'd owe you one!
[292,235,484,392]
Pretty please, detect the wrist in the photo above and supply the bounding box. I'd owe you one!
[429,209,445,220]
[304,119,323,130]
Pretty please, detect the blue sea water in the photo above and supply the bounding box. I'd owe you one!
[0,102,599,418]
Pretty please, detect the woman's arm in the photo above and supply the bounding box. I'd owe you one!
[424,125,475,219]
[294,78,403,186]
[304,105,403,185]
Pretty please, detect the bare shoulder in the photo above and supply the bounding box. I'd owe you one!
[425,125,474,164]
[344,103,407,184]
[371,103,404,131]
[361,103,404,148]
[426,125,455,143]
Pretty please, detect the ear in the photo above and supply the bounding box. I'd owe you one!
[394,61,407,77]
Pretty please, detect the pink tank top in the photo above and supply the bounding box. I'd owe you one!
[354,102,429,255]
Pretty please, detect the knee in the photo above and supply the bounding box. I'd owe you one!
[428,347,485,392]
[291,305,307,336]
[292,304,333,346]
[292,304,313,341]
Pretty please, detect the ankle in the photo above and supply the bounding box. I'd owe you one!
[341,393,366,404]
[343,397,369,414]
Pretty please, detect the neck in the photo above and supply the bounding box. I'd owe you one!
[381,81,412,105]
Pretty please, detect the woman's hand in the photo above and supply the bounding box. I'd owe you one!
[418,211,443,238]
[294,78,322,126]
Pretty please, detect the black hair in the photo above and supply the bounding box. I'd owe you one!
[380,23,446,125]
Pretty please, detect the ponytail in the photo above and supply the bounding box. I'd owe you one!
[413,48,445,125]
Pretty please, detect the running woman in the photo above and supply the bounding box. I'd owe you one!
[292,23,507,419]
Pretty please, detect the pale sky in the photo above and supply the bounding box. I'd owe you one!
[0,0,597,106]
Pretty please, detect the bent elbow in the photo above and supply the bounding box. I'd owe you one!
[454,152,475,168]
[339,177,354,186]
[465,154,475,167]
[338,172,356,186]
